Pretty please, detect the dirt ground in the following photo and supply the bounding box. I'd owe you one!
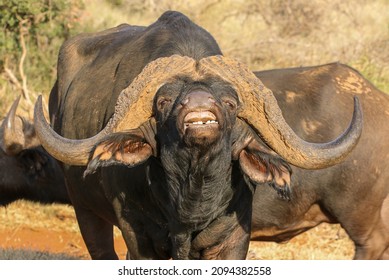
[0,201,127,260]
[0,200,354,260]
[0,226,127,259]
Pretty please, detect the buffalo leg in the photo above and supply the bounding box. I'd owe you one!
[352,220,389,260]
[122,229,168,260]
[64,167,118,259]
[219,226,251,259]
[191,212,251,260]
[340,204,389,259]
[380,195,389,259]
[171,232,192,260]
[201,225,250,260]
[118,216,163,260]
[352,195,389,259]
[112,197,170,260]
[74,207,118,260]
[381,248,389,260]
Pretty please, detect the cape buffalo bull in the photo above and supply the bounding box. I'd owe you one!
[250,64,389,259]
[0,97,69,206]
[33,11,362,259]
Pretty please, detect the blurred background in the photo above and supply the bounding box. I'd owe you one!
[0,0,388,259]
[1,0,388,116]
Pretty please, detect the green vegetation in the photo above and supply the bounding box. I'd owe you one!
[0,0,83,115]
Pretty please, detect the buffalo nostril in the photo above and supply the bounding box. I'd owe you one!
[181,98,189,106]
[208,97,215,103]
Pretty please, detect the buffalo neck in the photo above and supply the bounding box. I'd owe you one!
[159,139,234,233]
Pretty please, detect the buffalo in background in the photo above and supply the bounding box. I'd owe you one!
[0,97,70,206]
[33,11,362,259]
[251,63,389,259]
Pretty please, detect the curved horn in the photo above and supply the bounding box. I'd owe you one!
[1,96,25,155]
[35,54,362,168]
[199,56,363,169]
[34,55,198,166]
[109,55,197,132]
[34,96,110,165]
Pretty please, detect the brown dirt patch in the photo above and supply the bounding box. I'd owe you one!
[0,226,127,259]
[0,200,354,260]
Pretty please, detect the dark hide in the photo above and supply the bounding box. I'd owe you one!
[251,63,389,260]
[0,118,69,206]
[49,11,291,259]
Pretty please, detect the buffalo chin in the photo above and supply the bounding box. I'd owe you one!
[183,125,221,147]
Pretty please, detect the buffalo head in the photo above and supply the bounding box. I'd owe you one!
[0,97,69,206]
[34,55,362,172]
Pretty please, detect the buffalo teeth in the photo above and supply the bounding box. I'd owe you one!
[191,120,218,125]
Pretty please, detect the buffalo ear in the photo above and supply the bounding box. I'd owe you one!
[84,132,153,177]
[19,148,49,179]
[238,140,292,200]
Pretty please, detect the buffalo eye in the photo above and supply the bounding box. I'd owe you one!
[222,97,237,111]
[157,97,172,111]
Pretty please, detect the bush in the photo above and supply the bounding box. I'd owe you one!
[0,0,84,114]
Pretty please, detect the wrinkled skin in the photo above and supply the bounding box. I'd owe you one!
[251,63,389,260]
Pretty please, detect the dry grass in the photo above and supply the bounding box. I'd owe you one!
[0,201,77,233]
[81,0,389,90]
[0,200,122,238]
[248,224,354,260]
